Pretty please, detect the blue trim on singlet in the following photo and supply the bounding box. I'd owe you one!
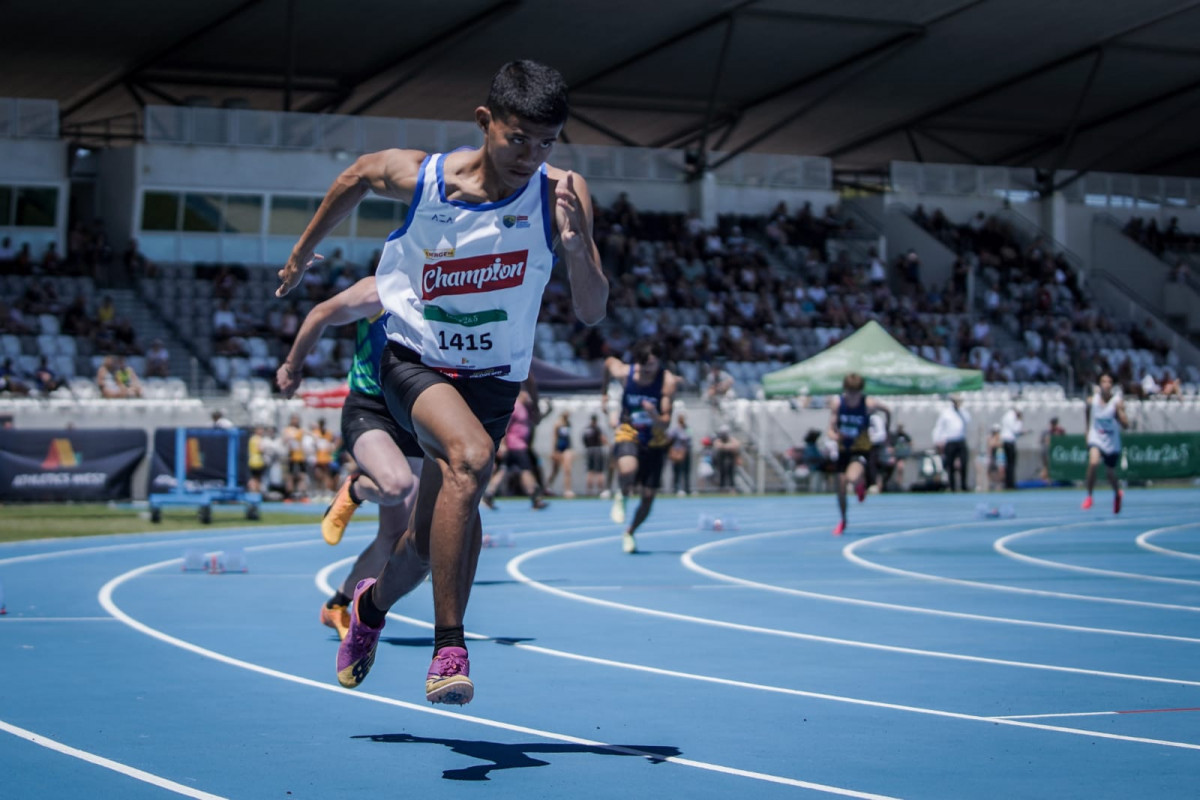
[540,165,557,258]
[436,152,531,210]
[385,155,429,242]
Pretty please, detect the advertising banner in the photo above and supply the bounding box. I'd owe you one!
[0,429,147,501]
[1048,433,1200,481]
[147,427,250,495]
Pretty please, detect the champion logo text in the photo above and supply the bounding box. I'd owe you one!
[421,250,528,300]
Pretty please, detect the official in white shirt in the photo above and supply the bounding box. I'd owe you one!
[932,395,971,491]
[999,407,1024,490]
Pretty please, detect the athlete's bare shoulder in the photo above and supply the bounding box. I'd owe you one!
[353,148,428,201]
[604,356,630,379]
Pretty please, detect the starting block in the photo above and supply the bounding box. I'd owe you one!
[182,548,249,573]
[182,549,207,572]
[698,513,740,532]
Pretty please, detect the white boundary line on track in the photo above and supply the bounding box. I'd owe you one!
[98,549,897,800]
[505,527,1200,687]
[313,551,1200,752]
[1136,523,1200,562]
[0,718,229,800]
[994,523,1200,586]
[842,514,1200,613]
[0,617,117,623]
[678,529,1200,644]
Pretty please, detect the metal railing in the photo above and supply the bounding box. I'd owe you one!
[0,98,59,139]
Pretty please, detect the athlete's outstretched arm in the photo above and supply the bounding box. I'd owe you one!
[552,170,608,326]
[276,277,383,397]
[277,148,426,298]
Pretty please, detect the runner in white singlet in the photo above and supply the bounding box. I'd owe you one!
[1082,372,1128,514]
[276,61,608,705]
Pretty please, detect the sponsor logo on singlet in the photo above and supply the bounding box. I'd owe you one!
[421,250,528,300]
[424,248,455,259]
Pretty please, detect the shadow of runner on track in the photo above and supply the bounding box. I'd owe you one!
[352,732,682,781]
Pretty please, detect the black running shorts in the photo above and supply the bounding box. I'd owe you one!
[380,342,520,449]
[340,390,423,459]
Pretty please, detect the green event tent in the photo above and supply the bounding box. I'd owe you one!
[761,320,984,397]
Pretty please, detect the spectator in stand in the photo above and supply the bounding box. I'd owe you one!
[667,412,693,497]
[14,243,32,274]
[40,242,61,274]
[95,295,117,331]
[0,300,35,335]
[1160,371,1183,399]
[702,361,735,406]
[145,339,170,378]
[112,317,141,355]
[33,356,64,395]
[1140,371,1161,398]
[1039,416,1065,481]
[581,413,608,496]
[0,236,15,264]
[712,426,741,494]
[0,357,31,395]
[278,303,301,347]
[97,355,143,398]
[123,238,154,278]
[61,294,91,337]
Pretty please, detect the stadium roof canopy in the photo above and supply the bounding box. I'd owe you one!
[10,0,1200,183]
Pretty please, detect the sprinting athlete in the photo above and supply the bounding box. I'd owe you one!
[828,372,889,536]
[276,60,607,705]
[603,339,679,554]
[1081,372,1128,514]
[277,277,424,640]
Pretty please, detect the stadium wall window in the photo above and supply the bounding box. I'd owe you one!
[268,196,313,236]
[0,186,11,225]
[223,194,263,234]
[182,193,222,232]
[357,199,407,239]
[268,195,350,238]
[141,192,180,231]
[14,186,57,227]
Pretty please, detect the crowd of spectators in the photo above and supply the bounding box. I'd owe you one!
[913,205,1184,396]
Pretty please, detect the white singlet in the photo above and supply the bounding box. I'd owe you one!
[1086,391,1122,454]
[376,152,556,381]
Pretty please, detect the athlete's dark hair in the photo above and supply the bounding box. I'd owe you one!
[632,339,663,365]
[486,60,569,126]
[843,372,865,392]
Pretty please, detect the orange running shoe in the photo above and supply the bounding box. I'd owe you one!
[320,602,351,641]
[833,520,846,536]
[1081,495,1093,511]
[322,474,361,545]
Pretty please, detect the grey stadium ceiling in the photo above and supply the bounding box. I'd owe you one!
[10,0,1200,185]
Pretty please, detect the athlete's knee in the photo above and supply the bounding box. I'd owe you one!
[372,465,416,504]
[443,432,496,489]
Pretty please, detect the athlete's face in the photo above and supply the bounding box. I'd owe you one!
[479,109,561,187]
[634,355,661,381]
[1099,375,1113,396]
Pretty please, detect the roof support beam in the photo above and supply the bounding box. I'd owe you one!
[1046,48,1106,180]
[297,0,517,115]
[566,110,641,147]
[710,30,923,170]
[991,76,1200,167]
[694,15,738,172]
[62,0,269,118]
[824,0,1200,160]
[905,129,924,163]
[739,8,924,31]
[1054,89,1200,192]
[914,127,982,163]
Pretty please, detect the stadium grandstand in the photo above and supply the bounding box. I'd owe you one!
[6,4,1200,798]
[5,1,1200,500]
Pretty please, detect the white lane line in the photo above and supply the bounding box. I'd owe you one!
[0,526,322,567]
[680,530,1200,644]
[0,617,118,623]
[995,525,1200,586]
[313,555,1200,752]
[0,718,228,800]
[1137,523,1200,562]
[104,552,896,799]
[506,528,1200,687]
[843,515,1200,613]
